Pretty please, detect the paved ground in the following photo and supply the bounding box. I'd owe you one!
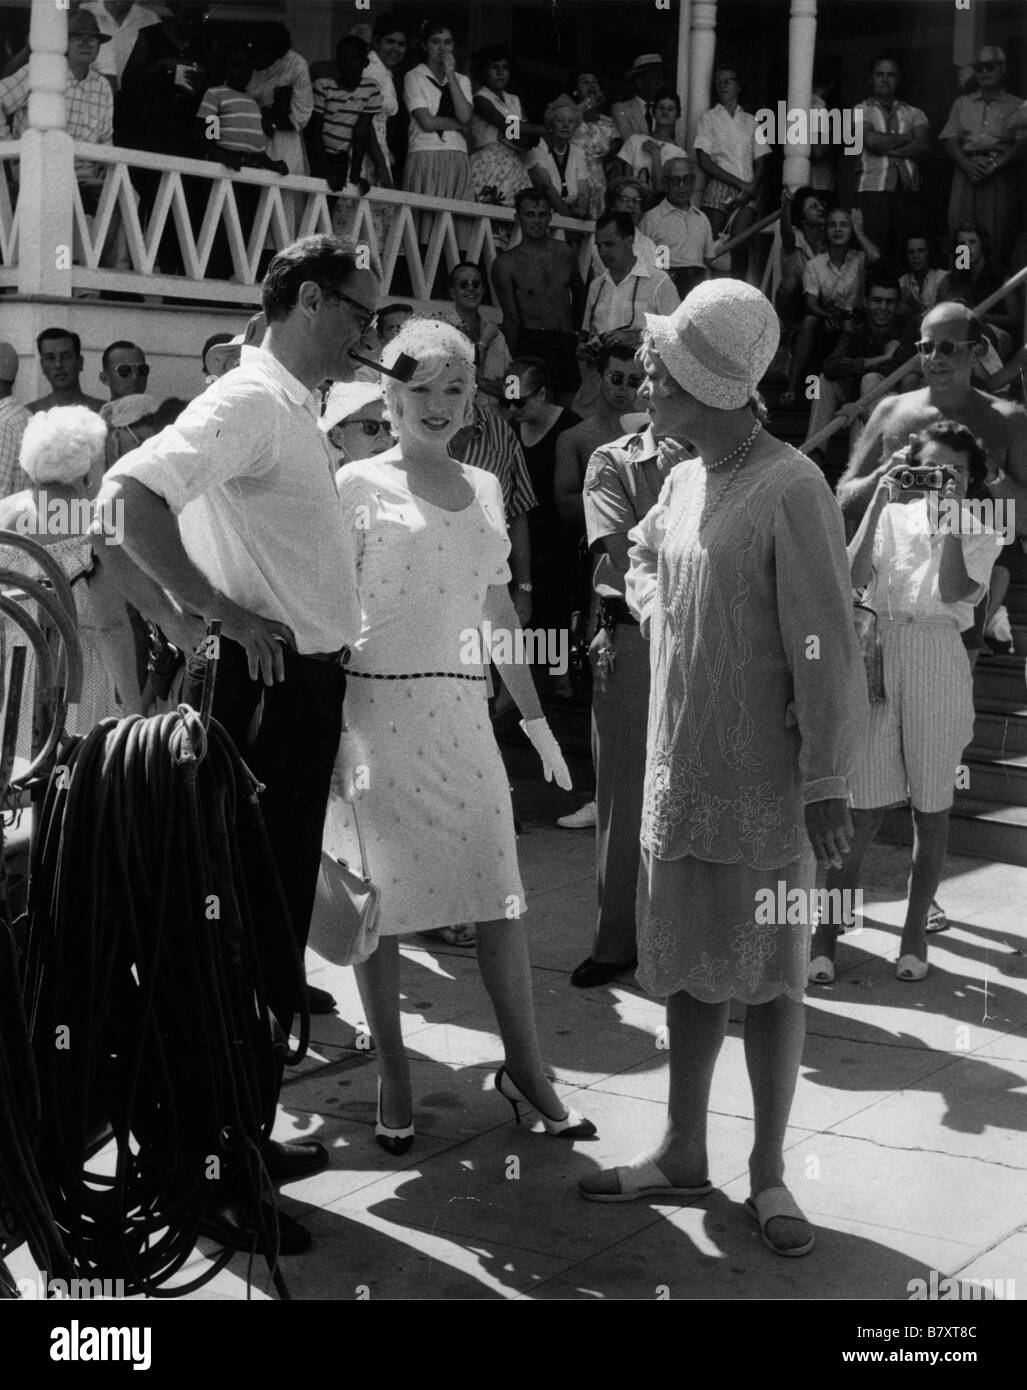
[9,749,1026,1303]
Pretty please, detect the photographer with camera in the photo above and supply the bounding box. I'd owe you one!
[808,422,1006,985]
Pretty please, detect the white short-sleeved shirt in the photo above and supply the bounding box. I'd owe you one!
[692,103,770,183]
[583,262,680,337]
[803,249,866,311]
[84,1,160,82]
[526,139,589,205]
[405,63,473,154]
[108,346,360,654]
[864,496,1005,632]
[641,201,715,268]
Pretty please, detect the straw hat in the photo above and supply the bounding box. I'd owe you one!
[644,279,779,410]
[320,380,385,433]
[625,53,663,79]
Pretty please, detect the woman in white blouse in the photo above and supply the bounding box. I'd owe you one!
[403,18,474,237]
[526,95,590,221]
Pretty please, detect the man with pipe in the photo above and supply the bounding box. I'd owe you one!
[96,235,377,1254]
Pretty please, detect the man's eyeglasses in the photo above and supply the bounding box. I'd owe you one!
[454,278,483,290]
[915,339,976,357]
[334,292,377,334]
[973,61,1000,73]
[114,363,150,379]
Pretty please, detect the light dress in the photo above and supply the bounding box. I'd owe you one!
[625,445,868,1003]
[328,456,525,935]
[469,88,531,206]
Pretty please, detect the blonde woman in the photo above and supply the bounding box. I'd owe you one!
[330,318,595,1153]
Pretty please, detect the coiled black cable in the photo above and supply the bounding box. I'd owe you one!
[20,707,309,1298]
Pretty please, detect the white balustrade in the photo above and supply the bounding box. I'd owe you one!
[0,140,595,308]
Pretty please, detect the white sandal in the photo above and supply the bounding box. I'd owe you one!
[896,953,929,982]
[745,1186,815,1257]
[807,955,835,985]
[579,1154,712,1204]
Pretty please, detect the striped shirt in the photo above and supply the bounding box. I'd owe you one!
[0,397,31,498]
[312,74,382,155]
[855,98,929,193]
[452,405,537,523]
[196,85,267,154]
[0,63,112,181]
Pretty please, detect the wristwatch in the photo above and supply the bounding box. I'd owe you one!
[515,582,533,593]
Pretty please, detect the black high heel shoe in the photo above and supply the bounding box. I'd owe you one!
[494,1067,597,1139]
[375,1077,414,1156]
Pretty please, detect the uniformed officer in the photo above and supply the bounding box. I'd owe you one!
[572,419,689,987]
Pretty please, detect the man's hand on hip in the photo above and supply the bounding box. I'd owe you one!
[216,597,297,684]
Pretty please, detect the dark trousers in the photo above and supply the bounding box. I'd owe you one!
[855,189,920,268]
[182,638,345,1025]
[590,622,650,963]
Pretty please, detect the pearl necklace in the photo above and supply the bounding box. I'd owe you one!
[701,418,762,527]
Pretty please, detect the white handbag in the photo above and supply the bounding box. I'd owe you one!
[307,799,380,967]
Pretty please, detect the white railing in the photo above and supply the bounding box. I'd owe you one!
[0,138,595,305]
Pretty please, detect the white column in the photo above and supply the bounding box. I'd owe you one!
[687,1,717,150]
[18,0,74,297]
[783,0,817,189]
[675,0,692,151]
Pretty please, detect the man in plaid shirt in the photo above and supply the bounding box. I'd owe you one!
[0,9,128,268]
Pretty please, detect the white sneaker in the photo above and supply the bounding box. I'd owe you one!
[557,800,597,829]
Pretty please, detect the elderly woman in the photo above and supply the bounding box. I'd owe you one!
[526,94,591,220]
[330,318,595,1152]
[578,282,868,1258]
[0,407,141,735]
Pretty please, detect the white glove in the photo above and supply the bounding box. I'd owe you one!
[331,730,361,803]
[520,718,572,791]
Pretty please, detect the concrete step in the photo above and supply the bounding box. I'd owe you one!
[972,705,1027,757]
[880,799,1027,866]
[973,654,1027,705]
[955,751,1027,804]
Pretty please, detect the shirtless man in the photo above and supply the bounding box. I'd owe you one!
[837,303,1027,537]
[492,188,584,405]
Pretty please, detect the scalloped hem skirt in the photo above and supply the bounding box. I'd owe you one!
[636,845,816,1003]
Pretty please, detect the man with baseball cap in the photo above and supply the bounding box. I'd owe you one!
[0,343,31,498]
[612,54,666,140]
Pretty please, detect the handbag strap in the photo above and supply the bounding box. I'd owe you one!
[348,798,371,882]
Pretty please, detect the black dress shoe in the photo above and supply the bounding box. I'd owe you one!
[199,1201,312,1256]
[263,1139,330,1184]
[570,956,637,989]
[306,983,337,1014]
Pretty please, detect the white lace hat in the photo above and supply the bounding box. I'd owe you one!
[644,279,779,410]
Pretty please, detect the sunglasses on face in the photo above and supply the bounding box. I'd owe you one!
[606,372,644,388]
[114,363,150,379]
[342,418,390,436]
[454,278,482,290]
[973,61,1000,73]
[915,339,975,357]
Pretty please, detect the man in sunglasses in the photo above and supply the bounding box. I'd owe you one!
[99,341,151,405]
[940,46,1026,267]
